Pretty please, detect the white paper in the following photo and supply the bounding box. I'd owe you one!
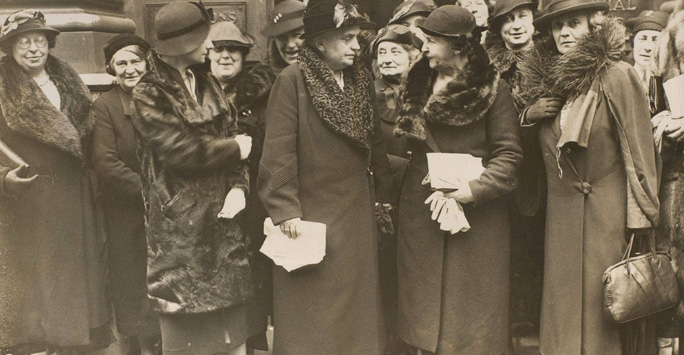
[426,153,485,190]
[664,74,684,118]
[260,218,326,272]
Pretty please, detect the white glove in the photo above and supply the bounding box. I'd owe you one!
[234,134,252,161]
[218,188,246,219]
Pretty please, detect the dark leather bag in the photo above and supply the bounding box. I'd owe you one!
[603,233,680,323]
[649,75,667,115]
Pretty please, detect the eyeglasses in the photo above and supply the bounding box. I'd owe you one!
[15,36,47,50]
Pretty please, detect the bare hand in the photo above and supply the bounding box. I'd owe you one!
[4,165,37,196]
[526,97,563,124]
[665,118,684,142]
[279,217,302,239]
[235,134,252,160]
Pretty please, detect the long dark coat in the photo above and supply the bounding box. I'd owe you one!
[91,85,158,336]
[257,46,393,355]
[0,55,109,349]
[131,54,252,315]
[520,21,660,354]
[394,54,523,354]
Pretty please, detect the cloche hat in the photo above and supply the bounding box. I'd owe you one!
[155,1,211,56]
[209,21,255,48]
[388,1,433,26]
[261,0,306,38]
[418,5,477,37]
[0,10,59,46]
[488,0,538,34]
[301,0,374,39]
[372,24,423,53]
[534,0,608,29]
[625,10,669,33]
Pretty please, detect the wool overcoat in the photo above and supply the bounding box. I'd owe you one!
[131,54,252,315]
[0,55,109,349]
[257,47,393,355]
[394,54,522,354]
[91,85,158,336]
[520,21,660,354]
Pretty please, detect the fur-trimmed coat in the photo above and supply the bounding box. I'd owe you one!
[131,54,252,314]
[395,53,522,353]
[519,19,660,354]
[0,55,109,349]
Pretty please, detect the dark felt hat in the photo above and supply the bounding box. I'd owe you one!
[372,24,423,53]
[388,1,433,25]
[209,21,255,48]
[155,1,211,56]
[534,0,608,29]
[104,34,151,65]
[0,10,59,46]
[625,10,669,33]
[488,0,538,33]
[301,0,374,39]
[261,0,306,38]
[418,5,477,37]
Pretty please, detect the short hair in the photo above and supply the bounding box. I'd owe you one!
[106,44,149,76]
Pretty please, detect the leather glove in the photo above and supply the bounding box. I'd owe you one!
[4,165,37,196]
[525,97,563,124]
[218,188,246,219]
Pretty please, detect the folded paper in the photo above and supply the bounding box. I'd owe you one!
[260,218,326,272]
[426,153,485,190]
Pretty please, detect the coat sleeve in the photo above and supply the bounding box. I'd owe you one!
[257,69,303,225]
[91,97,143,198]
[469,80,524,204]
[601,63,660,228]
[131,83,242,174]
[369,79,395,205]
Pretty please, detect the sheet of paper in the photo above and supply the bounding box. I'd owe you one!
[260,218,326,272]
[426,153,485,190]
[664,74,684,118]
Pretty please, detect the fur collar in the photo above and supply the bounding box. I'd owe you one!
[298,45,374,152]
[653,5,684,81]
[485,34,527,80]
[223,62,275,113]
[394,51,500,141]
[520,18,625,101]
[0,55,94,160]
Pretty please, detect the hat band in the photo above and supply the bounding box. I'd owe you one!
[158,18,207,40]
[270,9,305,25]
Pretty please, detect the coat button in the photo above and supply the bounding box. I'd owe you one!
[581,182,592,195]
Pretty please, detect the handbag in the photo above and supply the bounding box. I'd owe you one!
[649,75,667,115]
[603,233,680,323]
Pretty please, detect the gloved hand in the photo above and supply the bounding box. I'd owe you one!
[279,217,302,239]
[4,165,37,196]
[218,188,246,219]
[525,97,563,124]
[234,134,252,160]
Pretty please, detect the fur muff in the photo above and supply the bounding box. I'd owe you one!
[394,48,500,141]
[653,0,684,82]
[0,55,95,160]
[485,34,530,110]
[519,18,625,102]
[298,44,375,152]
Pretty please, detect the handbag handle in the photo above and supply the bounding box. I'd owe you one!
[622,232,660,276]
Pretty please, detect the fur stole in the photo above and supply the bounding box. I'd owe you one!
[223,62,275,113]
[652,3,684,81]
[394,52,500,141]
[298,45,374,152]
[485,34,530,109]
[0,55,95,160]
[519,18,625,102]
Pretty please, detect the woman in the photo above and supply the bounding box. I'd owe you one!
[626,10,668,91]
[395,6,522,354]
[519,0,660,352]
[0,9,110,354]
[205,20,276,353]
[458,0,491,43]
[91,34,160,355]
[130,2,253,355]
[257,0,394,354]
[262,0,306,75]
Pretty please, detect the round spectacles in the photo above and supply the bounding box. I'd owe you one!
[16,36,47,50]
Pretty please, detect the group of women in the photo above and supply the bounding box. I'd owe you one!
[1,0,684,354]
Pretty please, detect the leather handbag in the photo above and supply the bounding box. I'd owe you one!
[603,233,680,323]
[649,75,667,115]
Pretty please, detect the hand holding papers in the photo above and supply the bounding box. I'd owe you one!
[260,218,326,272]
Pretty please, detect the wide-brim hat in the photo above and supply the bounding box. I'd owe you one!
[388,1,433,25]
[372,24,423,53]
[209,21,255,48]
[301,0,375,39]
[418,5,476,37]
[261,0,306,38]
[625,10,669,33]
[534,0,608,29]
[0,10,59,47]
[155,1,211,56]
[488,0,538,34]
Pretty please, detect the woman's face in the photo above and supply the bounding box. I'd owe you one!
[377,41,411,78]
[317,25,361,71]
[183,36,212,65]
[111,47,147,91]
[500,7,535,50]
[208,46,244,83]
[459,0,489,27]
[274,27,305,65]
[632,30,659,68]
[12,31,49,75]
[422,33,461,72]
[552,13,591,54]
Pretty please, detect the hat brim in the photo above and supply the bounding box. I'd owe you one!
[388,10,432,25]
[261,18,304,38]
[488,1,538,32]
[156,23,210,56]
[300,19,375,40]
[534,2,608,29]
[418,23,468,37]
[0,25,59,46]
